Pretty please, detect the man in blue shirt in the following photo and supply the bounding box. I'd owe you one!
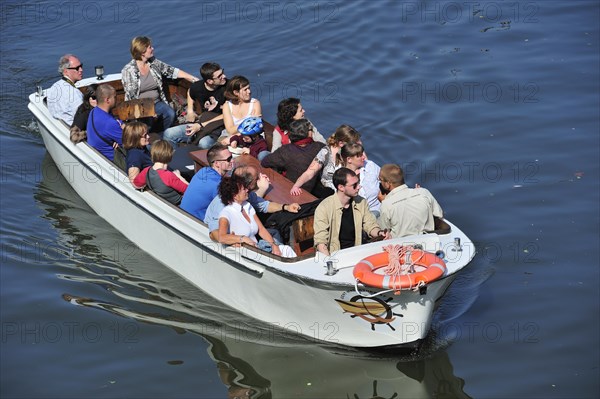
[204,165,301,241]
[86,84,122,160]
[180,143,232,220]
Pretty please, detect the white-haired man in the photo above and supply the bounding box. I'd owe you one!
[47,54,84,125]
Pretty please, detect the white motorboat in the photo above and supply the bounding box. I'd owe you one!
[28,74,476,348]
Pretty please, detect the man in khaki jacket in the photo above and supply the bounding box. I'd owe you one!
[378,163,443,238]
[314,168,390,256]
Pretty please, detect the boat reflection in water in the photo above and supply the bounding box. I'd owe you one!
[35,153,471,398]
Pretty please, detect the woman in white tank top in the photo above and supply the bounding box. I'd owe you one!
[222,75,262,136]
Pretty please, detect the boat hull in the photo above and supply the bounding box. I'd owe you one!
[28,78,475,348]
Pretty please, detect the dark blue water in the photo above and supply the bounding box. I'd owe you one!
[1,1,598,398]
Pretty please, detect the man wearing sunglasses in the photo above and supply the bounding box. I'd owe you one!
[314,167,390,256]
[164,62,228,149]
[47,54,84,125]
[188,62,227,119]
[180,143,233,220]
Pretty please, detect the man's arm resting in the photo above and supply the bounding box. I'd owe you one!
[316,243,330,256]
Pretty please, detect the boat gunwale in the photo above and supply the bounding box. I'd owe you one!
[29,75,475,289]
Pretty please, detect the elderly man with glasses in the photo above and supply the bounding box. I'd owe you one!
[47,54,84,125]
[180,143,233,220]
[314,167,390,256]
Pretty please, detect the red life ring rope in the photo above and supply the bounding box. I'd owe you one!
[353,245,447,290]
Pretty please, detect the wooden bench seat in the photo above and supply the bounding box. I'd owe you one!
[112,98,156,122]
[289,215,316,256]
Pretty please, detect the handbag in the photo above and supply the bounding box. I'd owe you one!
[91,109,127,171]
[112,146,127,171]
[190,111,226,145]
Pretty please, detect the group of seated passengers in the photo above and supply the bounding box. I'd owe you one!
[179,144,299,258]
[48,38,444,258]
[204,165,300,242]
[262,123,380,213]
[312,164,444,257]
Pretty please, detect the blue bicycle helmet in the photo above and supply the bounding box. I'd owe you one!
[238,117,264,135]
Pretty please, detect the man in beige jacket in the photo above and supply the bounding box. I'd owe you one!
[378,163,444,237]
[314,168,390,256]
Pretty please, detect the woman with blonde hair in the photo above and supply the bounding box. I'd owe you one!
[121,36,198,132]
[290,124,361,197]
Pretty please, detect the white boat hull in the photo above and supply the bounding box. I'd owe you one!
[28,76,476,348]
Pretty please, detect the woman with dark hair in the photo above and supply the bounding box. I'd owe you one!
[261,118,326,196]
[121,36,198,132]
[272,98,325,151]
[290,124,362,197]
[222,75,262,137]
[122,121,153,186]
[69,84,98,143]
[217,174,296,258]
[338,141,381,215]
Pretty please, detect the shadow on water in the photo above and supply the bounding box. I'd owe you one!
[34,152,473,398]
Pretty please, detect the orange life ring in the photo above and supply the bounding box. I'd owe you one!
[353,249,447,290]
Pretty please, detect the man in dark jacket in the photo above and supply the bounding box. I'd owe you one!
[261,118,325,195]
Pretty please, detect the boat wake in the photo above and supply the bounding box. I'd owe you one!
[424,257,494,352]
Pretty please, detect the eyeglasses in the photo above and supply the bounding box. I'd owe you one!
[214,155,233,163]
[212,69,225,80]
[242,175,257,186]
[67,64,83,71]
